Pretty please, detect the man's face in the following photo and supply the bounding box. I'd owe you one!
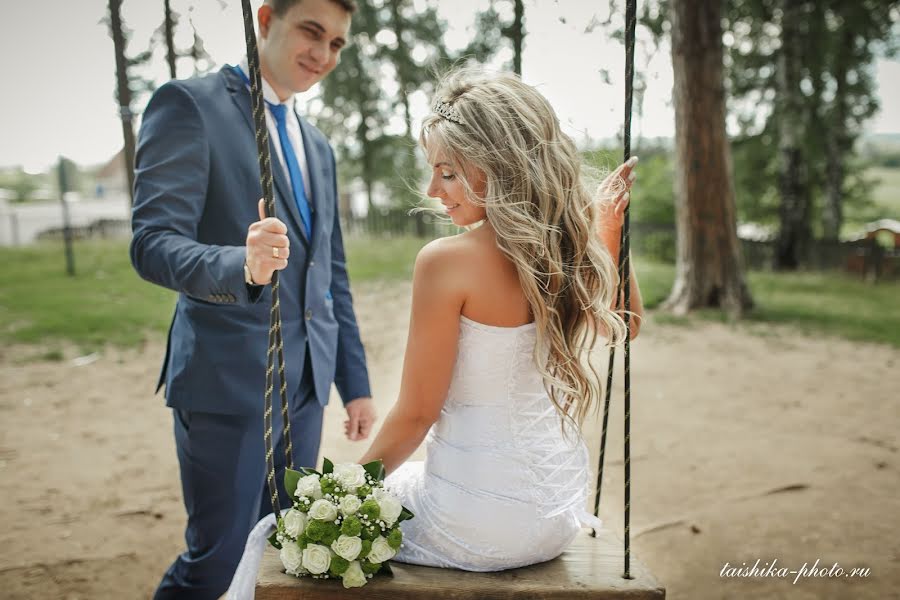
[259,0,351,96]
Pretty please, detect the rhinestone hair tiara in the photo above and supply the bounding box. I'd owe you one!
[432,99,464,124]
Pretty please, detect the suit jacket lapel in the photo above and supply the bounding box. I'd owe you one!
[223,67,309,245]
[296,112,326,252]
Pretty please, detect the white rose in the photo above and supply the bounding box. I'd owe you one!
[283,509,307,538]
[333,463,368,491]
[280,543,304,574]
[342,560,367,589]
[296,474,323,500]
[339,494,362,516]
[308,499,338,522]
[374,488,403,526]
[331,534,363,561]
[367,536,396,564]
[301,543,332,575]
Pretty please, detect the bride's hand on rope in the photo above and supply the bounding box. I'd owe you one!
[596,156,638,263]
[245,199,291,285]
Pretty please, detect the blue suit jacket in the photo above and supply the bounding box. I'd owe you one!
[130,66,370,415]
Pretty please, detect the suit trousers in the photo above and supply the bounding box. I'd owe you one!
[153,354,324,600]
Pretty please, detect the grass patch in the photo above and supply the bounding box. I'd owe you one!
[631,258,674,309]
[868,166,900,217]
[344,236,430,280]
[629,258,900,347]
[0,237,431,352]
[745,269,900,347]
[1,238,897,351]
[0,241,175,352]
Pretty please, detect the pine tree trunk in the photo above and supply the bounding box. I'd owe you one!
[511,0,524,75]
[387,0,426,236]
[822,28,852,243]
[663,0,753,316]
[774,0,811,269]
[108,0,136,206]
[164,0,177,79]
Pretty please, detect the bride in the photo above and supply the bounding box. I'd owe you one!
[356,67,644,571]
[228,68,644,594]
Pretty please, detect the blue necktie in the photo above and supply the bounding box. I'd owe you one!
[231,65,312,238]
[268,102,313,239]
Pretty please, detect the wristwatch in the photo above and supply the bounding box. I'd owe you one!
[244,262,257,286]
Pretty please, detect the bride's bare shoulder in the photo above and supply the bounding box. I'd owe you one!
[412,229,493,287]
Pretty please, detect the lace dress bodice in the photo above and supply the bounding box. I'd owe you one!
[385,316,599,571]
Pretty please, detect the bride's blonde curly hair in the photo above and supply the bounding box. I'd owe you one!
[420,67,628,432]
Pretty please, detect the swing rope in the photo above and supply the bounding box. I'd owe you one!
[240,0,294,524]
[592,0,637,581]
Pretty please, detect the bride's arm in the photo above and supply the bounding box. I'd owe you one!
[597,158,644,338]
[358,239,465,475]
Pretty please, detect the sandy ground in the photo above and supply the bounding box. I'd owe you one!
[1,279,898,599]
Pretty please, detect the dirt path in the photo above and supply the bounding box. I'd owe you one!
[1,280,897,599]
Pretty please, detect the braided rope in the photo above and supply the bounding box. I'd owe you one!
[592,0,637,580]
[240,0,294,523]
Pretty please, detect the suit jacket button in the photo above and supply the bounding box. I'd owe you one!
[305,309,313,321]
[309,260,315,267]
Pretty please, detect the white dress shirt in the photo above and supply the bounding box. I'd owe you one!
[238,59,311,203]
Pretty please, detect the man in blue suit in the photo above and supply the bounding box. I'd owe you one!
[129,0,375,597]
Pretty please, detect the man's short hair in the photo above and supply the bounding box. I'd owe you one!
[266,0,358,15]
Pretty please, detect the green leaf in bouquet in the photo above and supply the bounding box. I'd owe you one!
[298,466,322,477]
[323,457,334,474]
[362,460,385,482]
[360,539,373,559]
[284,468,303,498]
[268,530,282,550]
[396,506,415,524]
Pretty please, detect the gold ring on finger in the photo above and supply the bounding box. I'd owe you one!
[272,246,280,259]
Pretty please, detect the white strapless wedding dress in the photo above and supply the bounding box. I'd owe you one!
[226,316,600,597]
[384,315,601,572]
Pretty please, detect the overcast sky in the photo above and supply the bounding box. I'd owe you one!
[1,0,898,172]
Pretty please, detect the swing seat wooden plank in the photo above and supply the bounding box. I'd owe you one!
[255,528,665,599]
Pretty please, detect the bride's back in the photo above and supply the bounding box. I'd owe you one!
[447,223,533,328]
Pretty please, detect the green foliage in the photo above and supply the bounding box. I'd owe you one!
[0,168,48,203]
[358,499,380,521]
[396,506,415,524]
[360,539,373,559]
[320,476,339,496]
[284,468,302,498]
[360,559,382,575]
[362,459,385,481]
[724,0,900,238]
[341,515,362,537]
[865,167,900,220]
[305,519,340,545]
[387,527,403,550]
[329,556,350,576]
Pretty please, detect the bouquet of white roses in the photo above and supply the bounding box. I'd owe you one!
[269,458,413,589]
